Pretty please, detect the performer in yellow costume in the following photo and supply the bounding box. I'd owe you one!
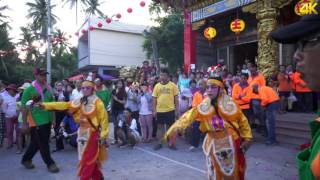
[39,80,109,180]
[165,78,252,180]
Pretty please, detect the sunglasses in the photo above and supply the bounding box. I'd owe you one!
[81,86,93,91]
[206,85,219,90]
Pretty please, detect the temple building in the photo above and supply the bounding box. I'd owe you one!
[153,0,301,77]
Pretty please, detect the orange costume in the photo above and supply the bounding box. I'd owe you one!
[165,79,252,180]
[42,81,109,180]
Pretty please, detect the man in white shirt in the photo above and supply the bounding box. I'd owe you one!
[2,84,18,149]
[70,80,83,101]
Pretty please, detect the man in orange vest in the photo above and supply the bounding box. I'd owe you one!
[277,65,292,113]
[291,71,313,112]
[248,64,266,133]
[252,84,280,145]
[232,73,252,123]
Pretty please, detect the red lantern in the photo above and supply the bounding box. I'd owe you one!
[127,8,133,13]
[97,22,103,28]
[81,29,87,34]
[75,32,79,36]
[106,18,112,24]
[140,1,145,7]
[89,26,94,31]
[116,13,121,19]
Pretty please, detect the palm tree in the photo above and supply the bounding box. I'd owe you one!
[26,0,58,40]
[0,1,9,25]
[52,29,71,59]
[84,0,104,18]
[18,25,41,64]
[62,0,87,24]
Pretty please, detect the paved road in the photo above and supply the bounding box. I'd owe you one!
[0,126,298,180]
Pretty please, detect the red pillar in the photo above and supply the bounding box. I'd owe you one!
[184,10,197,74]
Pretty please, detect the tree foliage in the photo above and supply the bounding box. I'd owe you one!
[26,0,58,39]
[143,6,184,73]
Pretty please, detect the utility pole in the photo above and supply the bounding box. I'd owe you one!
[47,0,52,84]
[143,28,160,76]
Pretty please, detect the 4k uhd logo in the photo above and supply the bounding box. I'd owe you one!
[295,0,318,16]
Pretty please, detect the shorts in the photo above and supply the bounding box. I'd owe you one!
[156,111,175,126]
[279,91,290,98]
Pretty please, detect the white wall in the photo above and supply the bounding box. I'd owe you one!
[89,29,146,67]
[78,36,89,69]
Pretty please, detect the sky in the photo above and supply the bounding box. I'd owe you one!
[1,0,156,46]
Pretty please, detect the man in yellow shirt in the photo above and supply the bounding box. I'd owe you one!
[152,68,179,150]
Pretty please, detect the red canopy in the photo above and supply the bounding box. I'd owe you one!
[68,74,84,81]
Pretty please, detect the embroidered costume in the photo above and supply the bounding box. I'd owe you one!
[42,81,109,180]
[297,116,320,180]
[165,79,252,180]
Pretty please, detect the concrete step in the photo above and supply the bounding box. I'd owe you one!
[276,120,309,131]
[276,127,310,139]
[276,134,310,147]
[276,113,317,123]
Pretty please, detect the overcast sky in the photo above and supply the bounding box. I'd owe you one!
[2,0,156,46]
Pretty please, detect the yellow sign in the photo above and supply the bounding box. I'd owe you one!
[295,0,318,16]
[204,27,217,41]
[230,19,245,33]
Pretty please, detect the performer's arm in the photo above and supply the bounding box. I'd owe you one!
[238,112,253,141]
[42,102,70,111]
[164,108,198,141]
[97,101,109,139]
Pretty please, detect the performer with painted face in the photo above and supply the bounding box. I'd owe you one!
[36,80,109,180]
[165,78,252,180]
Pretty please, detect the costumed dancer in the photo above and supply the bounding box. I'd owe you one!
[164,78,252,180]
[36,80,109,180]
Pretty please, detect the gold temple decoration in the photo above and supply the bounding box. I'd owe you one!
[243,0,293,78]
[154,0,294,79]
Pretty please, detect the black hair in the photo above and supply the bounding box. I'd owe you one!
[160,68,169,75]
[189,80,197,86]
[241,73,249,79]
[251,64,258,68]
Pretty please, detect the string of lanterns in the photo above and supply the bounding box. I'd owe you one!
[0,1,147,56]
[76,1,146,36]
[204,18,246,42]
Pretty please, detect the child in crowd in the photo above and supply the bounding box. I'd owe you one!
[117,108,141,148]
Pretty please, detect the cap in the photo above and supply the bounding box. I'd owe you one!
[34,68,49,76]
[6,84,17,92]
[270,5,320,43]
[18,82,31,90]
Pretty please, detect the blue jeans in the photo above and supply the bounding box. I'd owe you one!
[265,101,279,143]
[251,99,265,129]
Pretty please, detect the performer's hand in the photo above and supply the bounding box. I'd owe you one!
[241,140,252,153]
